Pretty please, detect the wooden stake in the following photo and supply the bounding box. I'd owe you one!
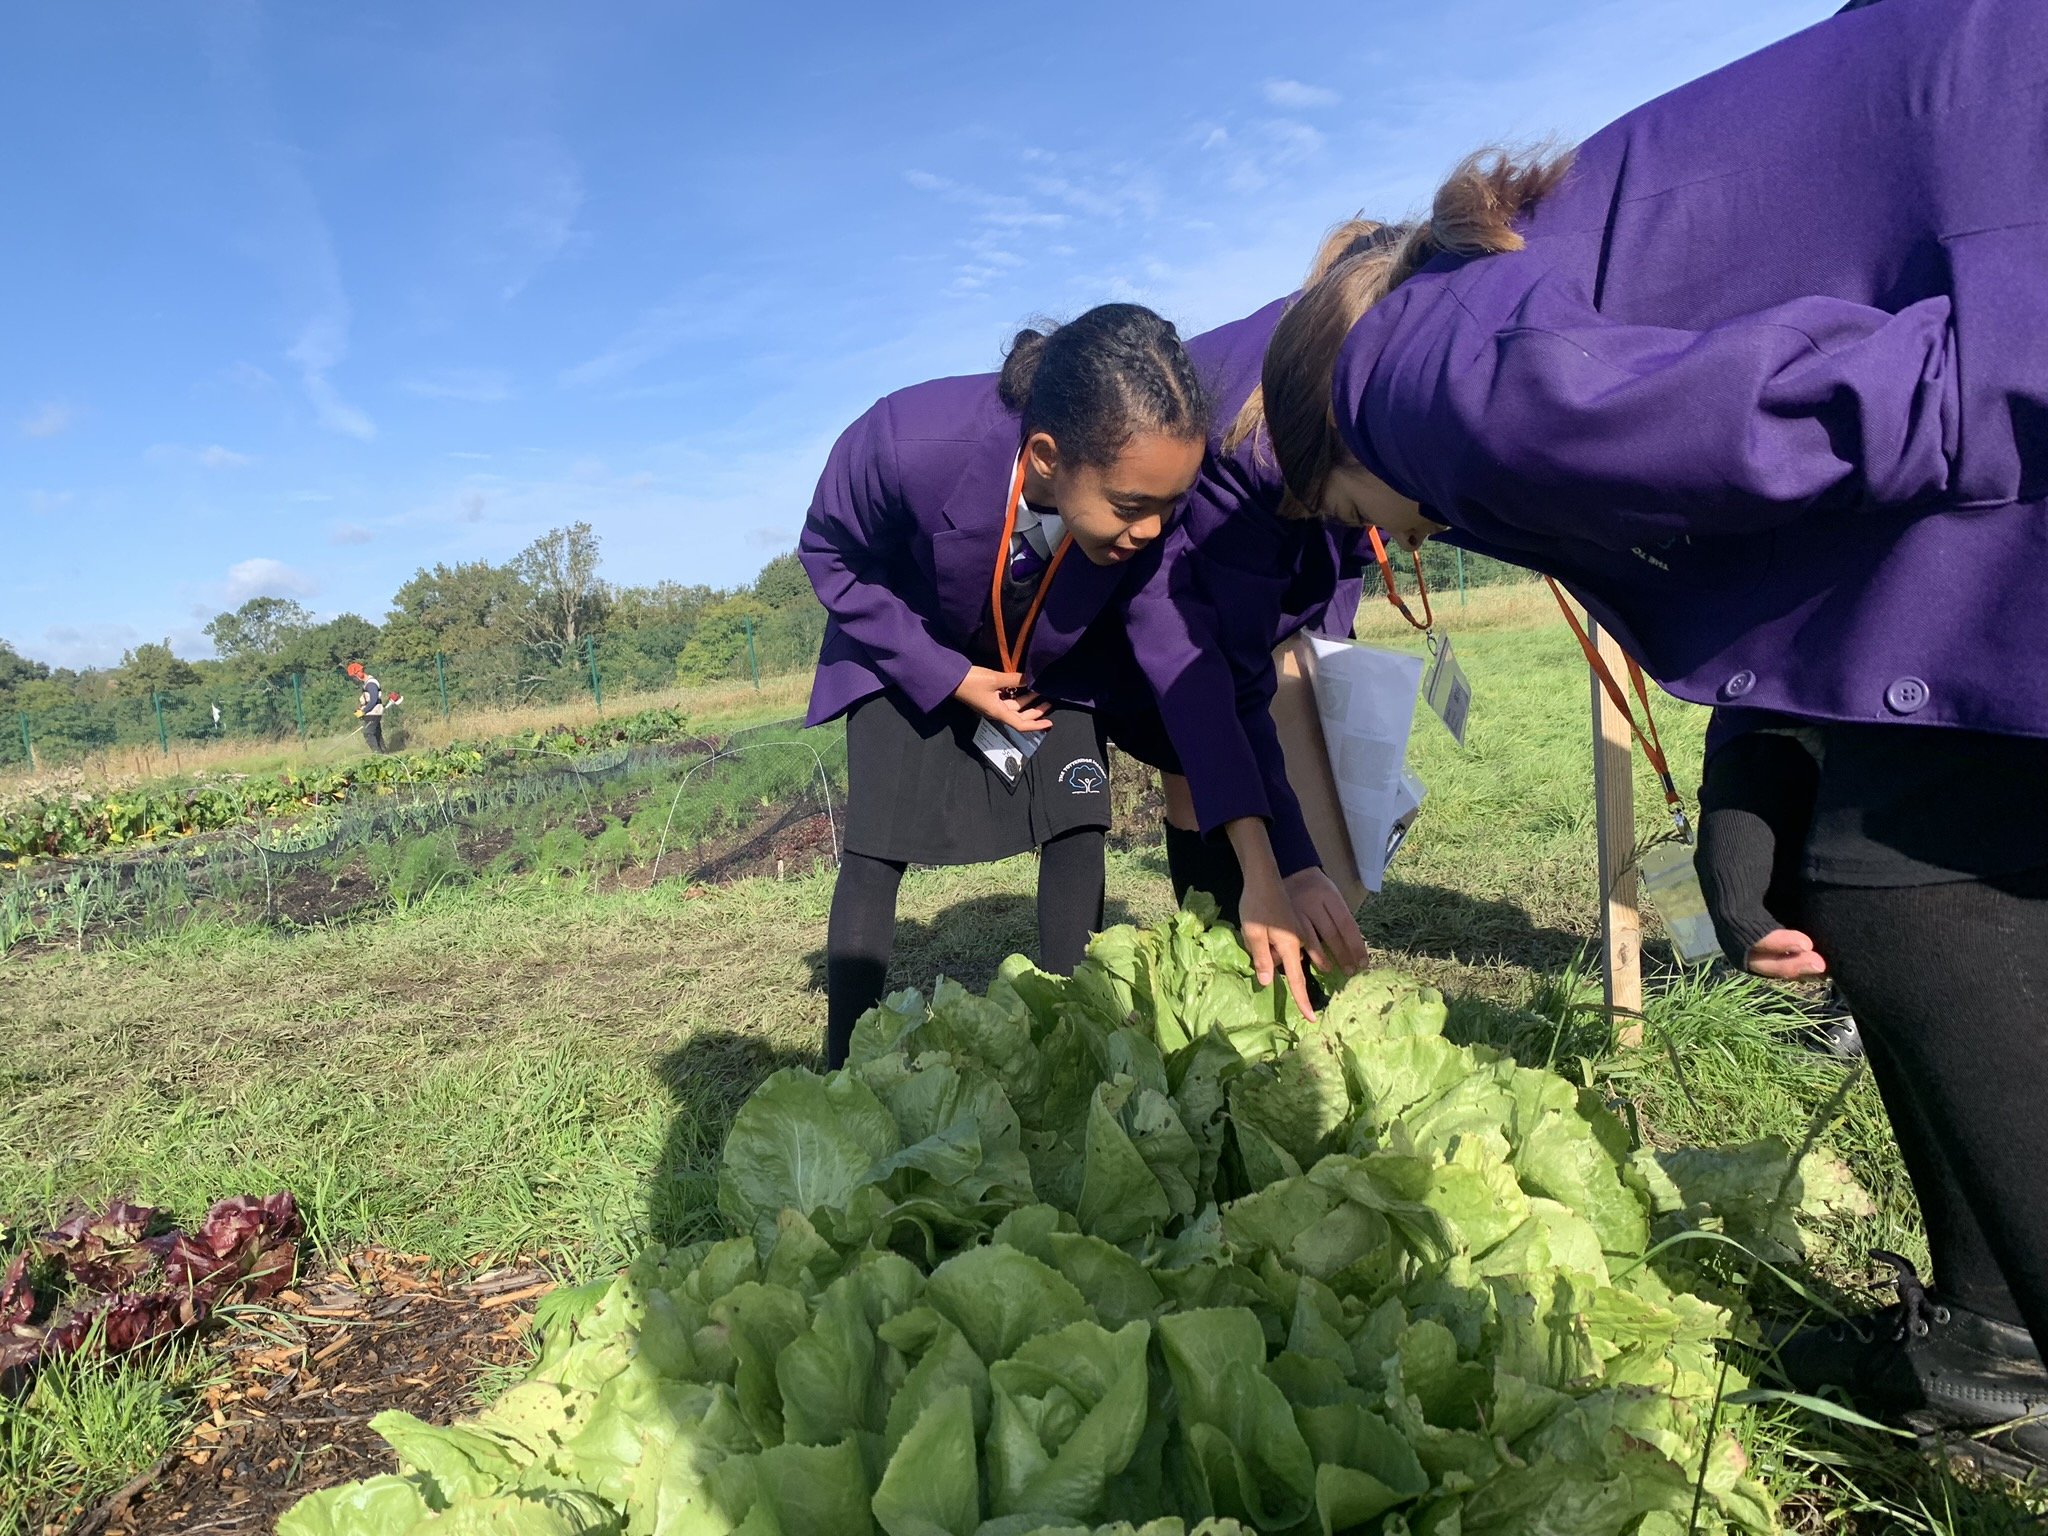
[1590,619,1644,1044]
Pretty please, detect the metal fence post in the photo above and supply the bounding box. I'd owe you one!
[436,652,451,722]
[292,672,306,739]
[744,616,759,690]
[17,712,32,771]
[585,635,603,710]
[153,691,169,754]
[1456,548,1467,608]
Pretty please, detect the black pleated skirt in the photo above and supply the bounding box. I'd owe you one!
[842,689,1114,865]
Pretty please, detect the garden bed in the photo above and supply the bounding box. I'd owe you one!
[82,1250,546,1536]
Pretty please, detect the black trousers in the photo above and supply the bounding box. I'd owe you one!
[363,716,384,753]
[1803,870,2048,1351]
[823,829,1105,1069]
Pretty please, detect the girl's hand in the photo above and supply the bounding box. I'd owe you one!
[1745,928,1828,980]
[1224,818,1316,1020]
[953,667,1052,732]
[1282,867,1369,974]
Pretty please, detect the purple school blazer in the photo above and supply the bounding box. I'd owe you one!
[1334,0,2048,740]
[1131,297,1371,874]
[799,372,1168,727]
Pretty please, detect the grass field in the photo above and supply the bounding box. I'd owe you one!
[4,597,2044,1533]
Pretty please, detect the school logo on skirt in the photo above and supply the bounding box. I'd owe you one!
[1058,757,1108,795]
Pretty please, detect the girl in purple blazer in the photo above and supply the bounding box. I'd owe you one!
[1256,0,2048,1469]
[1126,226,1393,964]
[803,303,1330,1067]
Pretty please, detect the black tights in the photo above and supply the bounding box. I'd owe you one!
[823,829,1106,1068]
[1164,823,1245,924]
[1802,871,2048,1349]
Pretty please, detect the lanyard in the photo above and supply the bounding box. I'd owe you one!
[1367,526,1434,633]
[990,454,1074,674]
[1545,577,1693,843]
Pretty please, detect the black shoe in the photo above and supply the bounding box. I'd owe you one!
[1800,984,1865,1060]
[1766,1252,2046,1424]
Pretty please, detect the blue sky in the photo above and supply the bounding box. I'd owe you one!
[3,0,1834,669]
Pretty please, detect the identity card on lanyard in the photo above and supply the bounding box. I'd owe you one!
[974,455,1072,785]
[1369,527,1469,745]
[1544,577,1715,955]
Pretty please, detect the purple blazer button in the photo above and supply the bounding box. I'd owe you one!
[1720,670,1756,700]
[1884,676,1931,714]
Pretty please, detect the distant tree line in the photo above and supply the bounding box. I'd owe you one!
[2,524,828,758]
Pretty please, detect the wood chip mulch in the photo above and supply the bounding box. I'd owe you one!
[73,1248,553,1536]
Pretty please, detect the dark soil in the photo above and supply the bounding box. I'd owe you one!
[260,862,376,929]
[81,1250,549,1536]
[686,803,839,886]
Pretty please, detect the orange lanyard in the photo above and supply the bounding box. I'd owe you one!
[1546,577,1693,842]
[1367,526,1434,633]
[990,454,1073,674]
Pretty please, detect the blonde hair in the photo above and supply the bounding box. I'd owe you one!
[1230,146,1574,513]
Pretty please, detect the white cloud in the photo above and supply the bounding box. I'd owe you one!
[224,558,317,603]
[147,443,254,469]
[328,522,374,546]
[203,6,376,442]
[33,622,141,670]
[289,315,376,440]
[747,526,795,550]
[226,361,279,393]
[1263,79,1340,110]
[401,368,513,402]
[20,401,74,438]
[483,133,587,301]
[26,489,75,517]
[447,450,493,460]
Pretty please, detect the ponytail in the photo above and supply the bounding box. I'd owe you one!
[1236,145,1573,508]
[998,304,1210,468]
[998,327,1051,411]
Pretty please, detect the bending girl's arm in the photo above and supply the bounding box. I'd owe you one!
[1122,540,1321,876]
[1339,254,1959,550]
[798,399,975,713]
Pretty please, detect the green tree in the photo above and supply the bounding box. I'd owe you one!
[610,579,722,632]
[750,551,813,610]
[280,614,382,678]
[204,597,315,667]
[676,595,769,685]
[0,641,51,711]
[510,522,608,661]
[115,640,201,698]
[381,560,530,664]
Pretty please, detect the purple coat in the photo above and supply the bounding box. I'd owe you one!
[1130,297,1371,873]
[1334,0,2048,739]
[799,372,1166,726]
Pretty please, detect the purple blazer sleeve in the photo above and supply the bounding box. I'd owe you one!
[798,398,974,714]
[1337,254,1961,551]
[1123,530,1322,877]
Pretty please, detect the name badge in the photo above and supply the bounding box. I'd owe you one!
[974,717,1043,785]
[1637,840,1720,962]
[1422,632,1471,745]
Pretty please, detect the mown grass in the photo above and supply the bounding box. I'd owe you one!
[4,598,2043,1532]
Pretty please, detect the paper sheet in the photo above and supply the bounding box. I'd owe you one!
[1303,637,1426,893]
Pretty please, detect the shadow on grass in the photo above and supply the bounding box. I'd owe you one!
[643,891,1141,1251]
[1364,877,1593,973]
[799,892,1145,1000]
